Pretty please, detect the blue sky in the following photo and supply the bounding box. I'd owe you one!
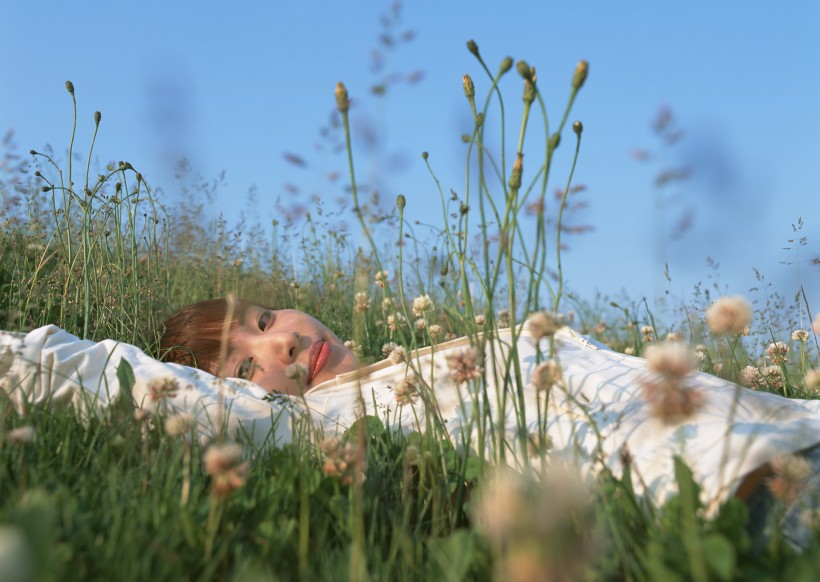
[2,0,819,317]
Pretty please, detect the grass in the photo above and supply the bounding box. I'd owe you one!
[2,38,820,581]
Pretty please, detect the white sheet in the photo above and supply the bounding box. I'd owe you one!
[3,324,820,515]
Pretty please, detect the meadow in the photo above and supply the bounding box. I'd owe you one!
[2,40,820,581]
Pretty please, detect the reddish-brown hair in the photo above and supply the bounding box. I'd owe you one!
[159,298,259,375]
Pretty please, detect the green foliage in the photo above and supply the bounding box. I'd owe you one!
[1,34,819,580]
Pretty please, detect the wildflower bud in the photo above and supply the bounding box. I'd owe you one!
[65,80,75,95]
[421,151,428,160]
[41,186,51,192]
[94,111,101,125]
[34,170,41,177]
[84,187,92,197]
[573,121,583,135]
[115,182,122,193]
[396,194,406,209]
[516,60,533,81]
[462,74,475,99]
[334,82,350,113]
[572,60,589,91]
[466,39,479,57]
[461,134,470,143]
[135,172,142,183]
[459,201,469,215]
[440,263,448,276]
[29,149,37,156]
[499,56,513,75]
[523,78,536,104]
[508,154,523,191]
[549,132,561,150]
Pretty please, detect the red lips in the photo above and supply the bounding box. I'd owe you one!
[308,339,331,384]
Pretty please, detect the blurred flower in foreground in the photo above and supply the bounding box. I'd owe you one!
[532,360,564,393]
[813,313,820,334]
[803,369,820,395]
[705,296,752,336]
[497,309,510,328]
[792,329,810,343]
[642,343,704,424]
[204,443,249,496]
[165,413,196,437]
[473,466,594,582]
[445,347,483,385]
[0,525,33,582]
[768,454,810,502]
[6,426,35,445]
[320,436,363,486]
[528,311,563,341]
[148,376,180,402]
[354,292,371,313]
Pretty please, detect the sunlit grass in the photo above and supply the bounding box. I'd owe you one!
[1,37,820,580]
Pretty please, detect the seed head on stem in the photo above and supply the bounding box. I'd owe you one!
[335,82,350,113]
[572,60,589,90]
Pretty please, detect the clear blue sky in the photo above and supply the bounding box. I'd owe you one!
[3,0,819,317]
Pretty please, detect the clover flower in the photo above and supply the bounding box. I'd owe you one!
[412,294,433,317]
[394,376,420,405]
[766,341,790,364]
[640,325,654,342]
[532,360,564,393]
[705,296,752,336]
[344,340,362,357]
[428,324,443,341]
[165,413,196,437]
[474,314,486,326]
[203,443,249,496]
[374,270,389,288]
[147,376,180,402]
[814,313,820,334]
[382,297,393,310]
[497,309,510,328]
[319,436,363,485]
[388,346,407,365]
[381,342,399,356]
[445,347,483,385]
[761,365,784,390]
[740,366,764,389]
[528,311,563,341]
[804,370,820,395]
[642,343,704,424]
[354,292,371,313]
[768,454,811,502]
[415,318,427,331]
[792,329,810,343]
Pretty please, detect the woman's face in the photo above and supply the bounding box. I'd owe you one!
[226,306,359,394]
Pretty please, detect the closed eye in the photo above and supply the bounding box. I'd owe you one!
[258,310,274,331]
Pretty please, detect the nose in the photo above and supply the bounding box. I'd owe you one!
[260,330,301,365]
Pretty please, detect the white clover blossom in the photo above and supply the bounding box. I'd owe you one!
[792,329,810,342]
[412,294,433,316]
[705,296,752,336]
[165,413,196,437]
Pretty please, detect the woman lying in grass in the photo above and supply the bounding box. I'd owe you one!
[157,297,820,550]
